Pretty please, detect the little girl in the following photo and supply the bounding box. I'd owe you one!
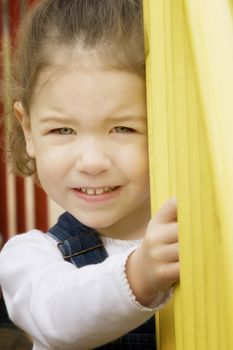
[0,1,179,349]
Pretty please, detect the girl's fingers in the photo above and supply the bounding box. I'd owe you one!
[154,197,177,224]
[158,222,178,244]
[146,221,178,244]
[152,242,179,263]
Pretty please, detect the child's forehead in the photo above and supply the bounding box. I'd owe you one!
[30,58,146,120]
[34,51,145,98]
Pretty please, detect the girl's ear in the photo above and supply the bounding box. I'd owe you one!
[14,102,36,158]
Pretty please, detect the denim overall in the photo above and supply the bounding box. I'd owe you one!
[49,212,156,350]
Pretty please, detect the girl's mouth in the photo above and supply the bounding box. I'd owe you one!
[76,186,119,196]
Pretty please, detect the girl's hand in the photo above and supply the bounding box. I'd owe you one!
[126,198,179,306]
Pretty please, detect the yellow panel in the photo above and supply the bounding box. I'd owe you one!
[144,0,233,349]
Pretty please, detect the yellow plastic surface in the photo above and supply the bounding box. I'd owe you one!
[144,0,233,349]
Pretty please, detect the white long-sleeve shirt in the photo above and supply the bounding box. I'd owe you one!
[0,230,171,350]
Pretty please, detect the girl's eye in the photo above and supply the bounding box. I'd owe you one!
[112,126,135,133]
[51,127,75,135]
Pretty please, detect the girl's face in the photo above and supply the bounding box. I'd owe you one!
[16,59,150,240]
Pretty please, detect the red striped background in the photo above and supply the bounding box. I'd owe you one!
[0,0,60,246]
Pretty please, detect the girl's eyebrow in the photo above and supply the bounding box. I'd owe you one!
[39,114,146,124]
[107,115,146,123]
[39,116,74,124]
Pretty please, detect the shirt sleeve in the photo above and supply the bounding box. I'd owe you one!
[0,231,171,350]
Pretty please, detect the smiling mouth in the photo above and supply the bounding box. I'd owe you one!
[76,186,119,196]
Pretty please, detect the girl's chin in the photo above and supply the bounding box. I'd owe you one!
[70,213,117,231]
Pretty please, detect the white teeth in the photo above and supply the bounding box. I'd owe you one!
[86,188,96,195]
[79,187,115,195]
[95,188,104,195]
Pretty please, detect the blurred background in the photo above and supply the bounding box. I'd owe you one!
[0,0,63,248]
[0,3,63,346]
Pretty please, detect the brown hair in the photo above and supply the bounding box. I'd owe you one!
[3,0,145,177]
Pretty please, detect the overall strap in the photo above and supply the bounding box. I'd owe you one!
[48,212,108,267]
[48,212,156,349]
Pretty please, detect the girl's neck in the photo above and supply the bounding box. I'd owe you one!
[98,199,151,240]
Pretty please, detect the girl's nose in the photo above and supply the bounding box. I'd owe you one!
[75,144,111,175]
